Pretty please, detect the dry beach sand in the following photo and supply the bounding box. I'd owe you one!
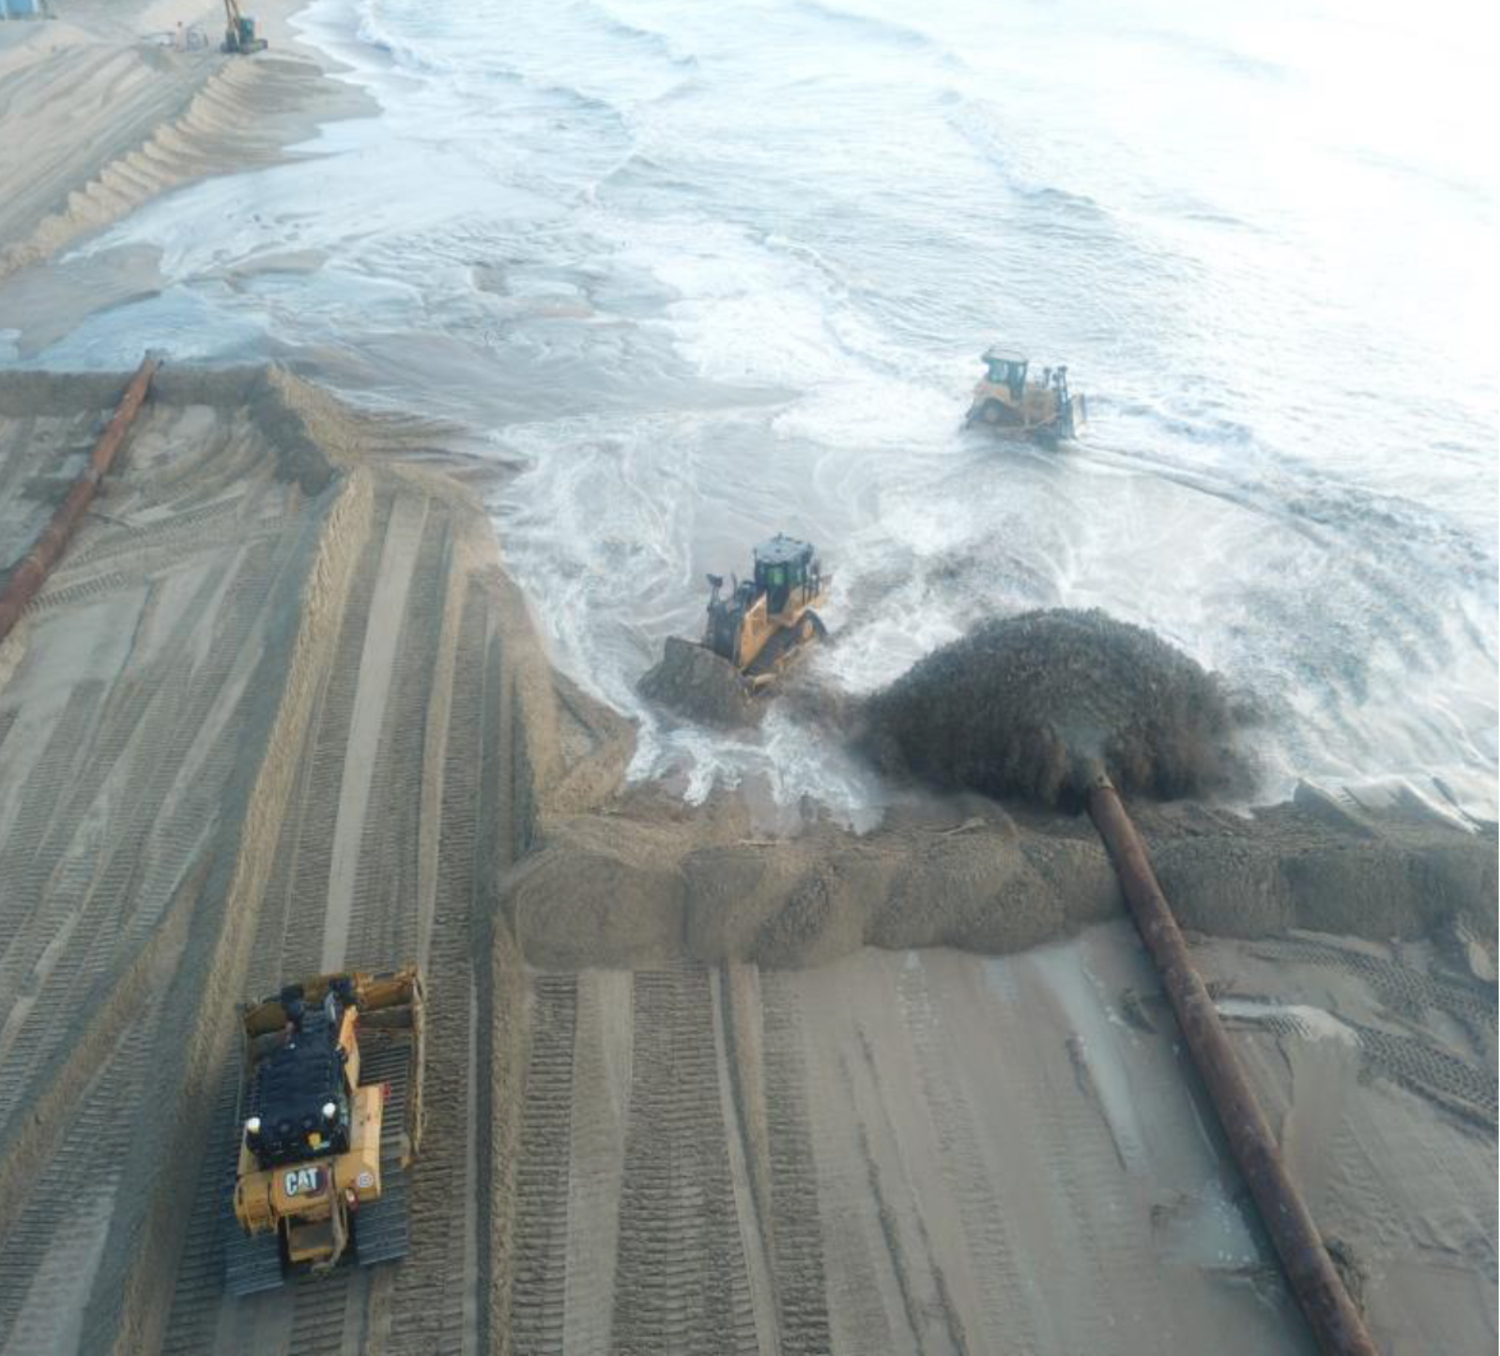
[0,3,1495,1354]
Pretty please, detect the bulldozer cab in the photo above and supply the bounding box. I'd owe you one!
[242,981,357,1171]
[982,348,1029,401]
[700,534,827,676]
[753,535,816,615]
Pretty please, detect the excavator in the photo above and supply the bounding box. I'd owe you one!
[224,968,424,1294]
[966,347,1087,442]
[221,0,267,53]
[704,534,829,688]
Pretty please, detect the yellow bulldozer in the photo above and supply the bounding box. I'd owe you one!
[966,347,1087,441]
[224,968,424,1295]
[639,534,830,726]
[704,534,829,689]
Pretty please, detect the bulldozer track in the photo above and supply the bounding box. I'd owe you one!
[0,1017,156,1354]
[289,1267,357,1353]
[386,578,487,1354]
[273,495,393,982]
[159,1072,242,1353]
[894,958,1036,1354]
[510,974,579,1355]
[559,971,635,1355]
[609,966,756,1356]
[342,509,450,975]
[756,977,832,1356]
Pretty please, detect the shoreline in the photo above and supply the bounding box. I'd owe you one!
[0,0,372,304]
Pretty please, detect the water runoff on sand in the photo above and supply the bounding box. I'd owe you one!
[11,0,1496,825]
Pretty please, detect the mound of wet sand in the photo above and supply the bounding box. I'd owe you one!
[860,608,1252,806]
[638,634,761,728]
[503,781,1497,972]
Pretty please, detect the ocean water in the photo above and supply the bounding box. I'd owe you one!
[15,0,1498,823]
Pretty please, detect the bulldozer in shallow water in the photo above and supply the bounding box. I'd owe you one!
[225,968,424,1295]
[704,534,829,688]
[966,347,1087,442]
[638,535,830,727]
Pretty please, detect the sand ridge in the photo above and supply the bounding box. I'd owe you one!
[0,0,372,290]
[500,779,1496,972]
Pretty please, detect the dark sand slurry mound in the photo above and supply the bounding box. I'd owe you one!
[859,608,1253,806]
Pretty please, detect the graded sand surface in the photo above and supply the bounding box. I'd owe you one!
[0,368,628,1354]
[506,926,1493,1356]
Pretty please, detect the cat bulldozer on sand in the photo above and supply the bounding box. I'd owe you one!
[966,347,1087,441]
[224,968,424,1295]
[705,534,829,688]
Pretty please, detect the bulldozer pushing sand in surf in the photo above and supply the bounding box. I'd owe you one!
[639,534,830,726]
[967,346,1087,441]
[225,968,424,1295]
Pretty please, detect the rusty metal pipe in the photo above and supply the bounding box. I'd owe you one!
[1086,776,1378,1355]
[0,356,158,645]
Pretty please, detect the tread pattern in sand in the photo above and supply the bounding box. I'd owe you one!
[511,974,580,1354]
[0,395,325,1353]
[608,966,757,1356]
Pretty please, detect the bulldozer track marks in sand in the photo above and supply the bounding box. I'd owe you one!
[388,576,489,1354]
[511,974,580,1355]
[608,967,756,1356]
[0,376,527,1356]
[756,979,833,1356]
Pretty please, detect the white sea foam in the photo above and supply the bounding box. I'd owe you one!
[16,0,1495,822]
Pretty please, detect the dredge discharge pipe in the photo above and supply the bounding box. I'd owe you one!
[0,355,158,645]
[1086,776,1378,1356]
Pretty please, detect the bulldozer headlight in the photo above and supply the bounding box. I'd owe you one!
[322,1101,337,1121]
[245,1116,261,1135]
